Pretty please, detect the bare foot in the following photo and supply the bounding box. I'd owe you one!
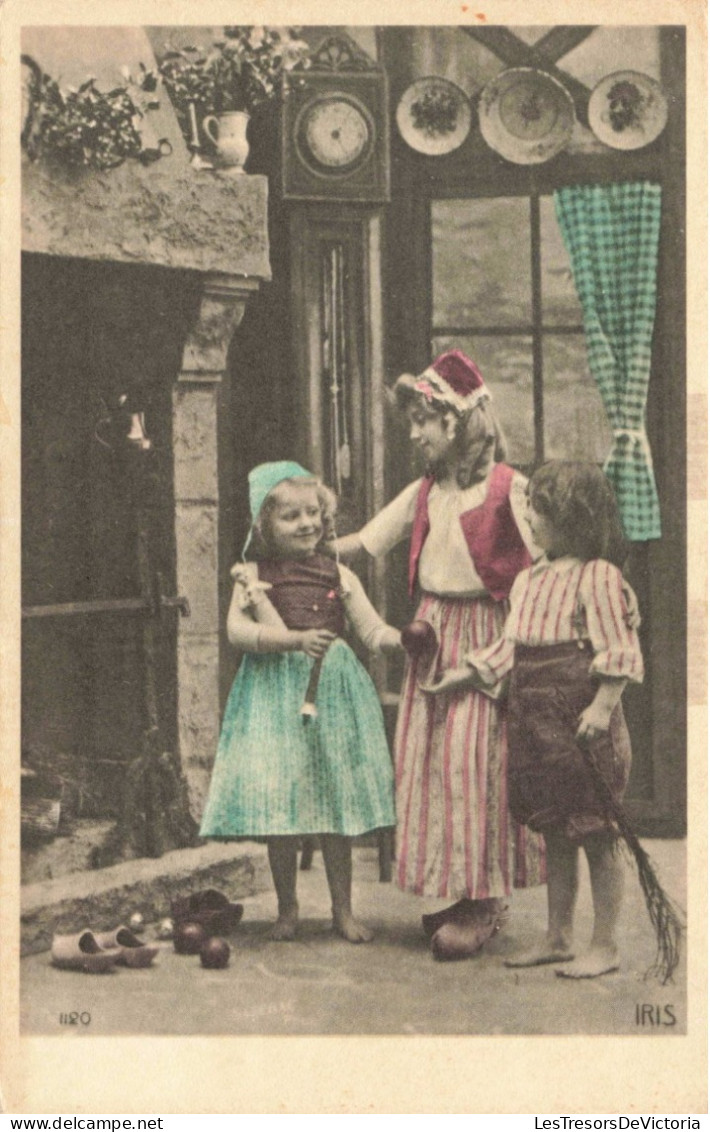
[270,907,299,941]
[504,938,575,968]
[333,912,374,943]
[555,946,619,979]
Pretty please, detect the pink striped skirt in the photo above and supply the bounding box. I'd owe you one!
[394,593,546,900]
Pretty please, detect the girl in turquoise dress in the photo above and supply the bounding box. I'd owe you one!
[200,461,402,942]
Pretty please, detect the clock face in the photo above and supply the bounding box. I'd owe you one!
[282,64,389,202]
[296,95,374,176]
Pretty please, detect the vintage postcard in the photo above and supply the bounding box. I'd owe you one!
[0,0,706,1115]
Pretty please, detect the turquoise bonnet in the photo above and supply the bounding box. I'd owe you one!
[243,460,313,557]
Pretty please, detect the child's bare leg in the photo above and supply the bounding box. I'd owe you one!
[320,834,373,943]
[557,832,622,978]
[267,836,299,940]
[505,831,577,967]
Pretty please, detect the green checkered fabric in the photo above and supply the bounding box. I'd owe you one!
[554,183,662,541]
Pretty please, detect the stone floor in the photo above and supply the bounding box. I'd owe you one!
[21,839,687,1037]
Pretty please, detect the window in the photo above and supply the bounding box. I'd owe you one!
[431,195,612,468]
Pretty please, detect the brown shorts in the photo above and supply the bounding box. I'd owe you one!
[507,641,632,841]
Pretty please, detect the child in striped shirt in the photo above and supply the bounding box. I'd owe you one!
[424,461,643,978]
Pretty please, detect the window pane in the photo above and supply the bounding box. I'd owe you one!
[432,199,532,329]
[540,195,584,326]
[432,334,535,466]
[543,335,612,462]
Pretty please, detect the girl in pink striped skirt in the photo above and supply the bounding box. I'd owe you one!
[336,350,546,959]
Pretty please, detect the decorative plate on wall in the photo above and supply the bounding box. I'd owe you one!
[396,76,472,156]
[588,71,668,150]
[478,67,575,165]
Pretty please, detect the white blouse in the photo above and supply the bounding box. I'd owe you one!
[468,556,644,686]
[359,469,536,597]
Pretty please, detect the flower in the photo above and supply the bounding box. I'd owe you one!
[606,80,645,133]
[410,85,460,137]
[156,46,220,119]
[248,27,266,49]
[22,65,148,170]
[221,26,311,107]
[414,379,435,403]
[158,27,310,126]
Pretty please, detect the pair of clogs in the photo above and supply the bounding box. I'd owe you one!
[51,926,158,973]
[170,889,244,936]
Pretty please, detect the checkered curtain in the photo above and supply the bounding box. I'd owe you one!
[554,182,662,540]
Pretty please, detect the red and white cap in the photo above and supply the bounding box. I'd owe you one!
[412,349,491,414]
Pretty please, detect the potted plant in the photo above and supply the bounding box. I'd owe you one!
[21,56,167,172]
[158,26,310,168]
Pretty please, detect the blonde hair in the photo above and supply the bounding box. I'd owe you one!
[392,375,508,487]
[249,476,338,558]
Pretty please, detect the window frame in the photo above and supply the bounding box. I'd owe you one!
[379,25,687,834]
[429,190,587,467]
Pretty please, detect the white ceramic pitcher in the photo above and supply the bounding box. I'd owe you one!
[202,111,250,171]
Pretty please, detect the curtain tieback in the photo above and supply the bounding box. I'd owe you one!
[610,427,653,465]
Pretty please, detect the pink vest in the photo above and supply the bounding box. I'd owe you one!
[407,463,532,601]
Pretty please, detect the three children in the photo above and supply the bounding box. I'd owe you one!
[200,351,655,979]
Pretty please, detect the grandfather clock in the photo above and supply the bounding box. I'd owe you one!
[279,31,392,710]
[281,35,395,884]
[280,34,389,539]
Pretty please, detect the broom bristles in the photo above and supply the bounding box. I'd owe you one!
[551,690,684,984]
[612,811,684,985]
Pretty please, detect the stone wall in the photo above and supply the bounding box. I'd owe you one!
[21,23,272,836]
[173,276,262,816]
[22,160,271,280]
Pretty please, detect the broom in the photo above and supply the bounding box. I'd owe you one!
[552,689,684,984]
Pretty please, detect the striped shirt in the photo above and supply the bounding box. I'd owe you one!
[468,556,644,686]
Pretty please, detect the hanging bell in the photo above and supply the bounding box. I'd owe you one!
[126,411,152,451]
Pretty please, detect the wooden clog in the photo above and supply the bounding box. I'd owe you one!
[170,889,244,936]
[422,897,503,940]
[430,905,506,962]
[93,926,159,968]
[51,930,121,974]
